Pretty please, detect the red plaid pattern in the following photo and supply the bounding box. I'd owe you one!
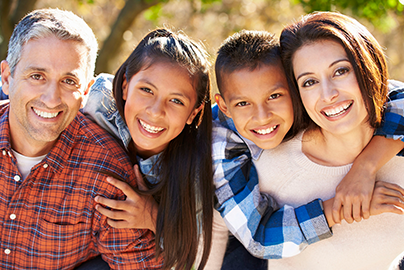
[0,104,162,269]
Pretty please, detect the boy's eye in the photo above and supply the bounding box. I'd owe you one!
[269,93,281,100]
[236,101,249,107]
[170,98,184,105]
[302,79,317,88]
[141,87,153,94]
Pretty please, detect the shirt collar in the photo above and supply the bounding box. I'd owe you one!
[137,153,161,184]
[212,104,263,160]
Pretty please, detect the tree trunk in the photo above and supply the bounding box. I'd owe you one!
[0,0,37,61]
[95,0,161,74]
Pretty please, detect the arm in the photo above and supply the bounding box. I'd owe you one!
[211,109,331,259]
[333,80,404,224]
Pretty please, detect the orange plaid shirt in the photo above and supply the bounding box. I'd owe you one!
[0,104,163,269]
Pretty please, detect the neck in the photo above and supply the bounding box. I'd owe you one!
[302,125,374,166]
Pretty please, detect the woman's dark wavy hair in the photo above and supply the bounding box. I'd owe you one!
[112,28,213,270]
[280,11,388,133]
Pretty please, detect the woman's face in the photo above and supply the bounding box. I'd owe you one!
[292,39,369,135]
[122,61,203,158]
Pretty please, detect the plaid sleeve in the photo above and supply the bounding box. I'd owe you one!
[212,107,332,259]
[375,80,404,156]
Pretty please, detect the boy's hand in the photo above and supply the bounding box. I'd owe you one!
[95,165,158,233]
[333,166,375,224]
[369,181,404,216]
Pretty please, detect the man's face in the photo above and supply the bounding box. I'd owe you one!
[1,36,89,156]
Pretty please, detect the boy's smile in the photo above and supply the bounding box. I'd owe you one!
[216,64,294,150]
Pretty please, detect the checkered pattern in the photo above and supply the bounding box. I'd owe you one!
[0,104,162,269]
[375,80,404,156]
[212,79,404,259]
[212,104,332,259]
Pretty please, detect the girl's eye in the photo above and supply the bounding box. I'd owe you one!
[302,79,317,88]
[335,67,349,76]
[269,93,281,100]
[141,87,153,94]
[236,101,249,107]
[171,98,184,105]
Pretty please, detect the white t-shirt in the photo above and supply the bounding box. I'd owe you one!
[11,149,46,180]
[254,132,404,270]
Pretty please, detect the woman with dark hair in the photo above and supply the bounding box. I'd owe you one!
[82,28,228,270]
[249,11,404,269]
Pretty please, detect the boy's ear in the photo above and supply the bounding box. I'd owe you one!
[215,93,232,118]
[1,60,11,95]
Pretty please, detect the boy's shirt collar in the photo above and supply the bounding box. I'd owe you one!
[212,103,263,160]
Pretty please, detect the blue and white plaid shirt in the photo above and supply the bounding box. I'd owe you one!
[212,80,404,259]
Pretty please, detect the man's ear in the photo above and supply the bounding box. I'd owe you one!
[1,60,12,95]
[80,78,94,109]
[215,93,232,118]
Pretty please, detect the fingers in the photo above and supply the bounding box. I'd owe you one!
[106,218,132,229]
[95,195,127,210]
[332,196,343,224]
[106,176,138,199]
[134,164,148,191]
[343,200,354,224]
[361,197,371,219]
[95,204,128,220]
[352,198,362,222]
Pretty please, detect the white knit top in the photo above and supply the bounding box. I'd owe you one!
[254,132,404,270]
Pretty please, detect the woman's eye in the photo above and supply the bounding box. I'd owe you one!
[269,93,281,100]
[236,101,249,107]
[302,79,317,88]
[141,87,153,94]
[335,67,349,76]
[171,98,184,105]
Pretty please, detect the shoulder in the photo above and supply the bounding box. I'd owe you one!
[388,79,404,101]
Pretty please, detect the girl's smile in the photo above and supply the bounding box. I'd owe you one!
[122,61,202,158]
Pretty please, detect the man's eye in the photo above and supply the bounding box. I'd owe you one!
[31,74,43,80]
[64,78,77,86]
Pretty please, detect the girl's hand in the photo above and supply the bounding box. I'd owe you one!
[333,167,375,224]
[369,181,404,216]
[95,165,158,233]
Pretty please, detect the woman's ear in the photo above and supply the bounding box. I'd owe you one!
[122,74,128,101]
[187,103,204,125]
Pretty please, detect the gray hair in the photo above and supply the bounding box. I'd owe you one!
[6,8,98,82]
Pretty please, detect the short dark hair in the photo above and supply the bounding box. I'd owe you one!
[280,11,388,131]
[215,30,282,95]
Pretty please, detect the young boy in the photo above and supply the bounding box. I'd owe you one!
[212,30,404,269]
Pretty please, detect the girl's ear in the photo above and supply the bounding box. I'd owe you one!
[122,74,128,101]
[186,103,204,125]
[215,93,232,118]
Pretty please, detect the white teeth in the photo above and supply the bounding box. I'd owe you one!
[323,102,352,117]
[255,125,277,135]
[33,108,59,119]
[139,119,164,134]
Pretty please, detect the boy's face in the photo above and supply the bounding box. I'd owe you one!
[216,64,294,150]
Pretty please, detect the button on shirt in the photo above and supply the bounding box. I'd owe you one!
[0,104,162,269]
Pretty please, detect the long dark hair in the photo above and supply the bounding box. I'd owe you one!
[280,11,388,132]
[113,28,213,270]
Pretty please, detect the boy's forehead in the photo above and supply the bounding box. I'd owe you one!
[219,64,288,101]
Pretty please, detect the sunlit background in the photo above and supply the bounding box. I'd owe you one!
[2,0,404,93]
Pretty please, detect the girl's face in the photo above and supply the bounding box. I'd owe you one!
[122,61,203,158]
[292,39,369,136]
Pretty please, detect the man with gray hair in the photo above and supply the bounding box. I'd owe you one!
[0,8,161,269]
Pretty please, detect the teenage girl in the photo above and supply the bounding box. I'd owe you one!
[83,29,228,270]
